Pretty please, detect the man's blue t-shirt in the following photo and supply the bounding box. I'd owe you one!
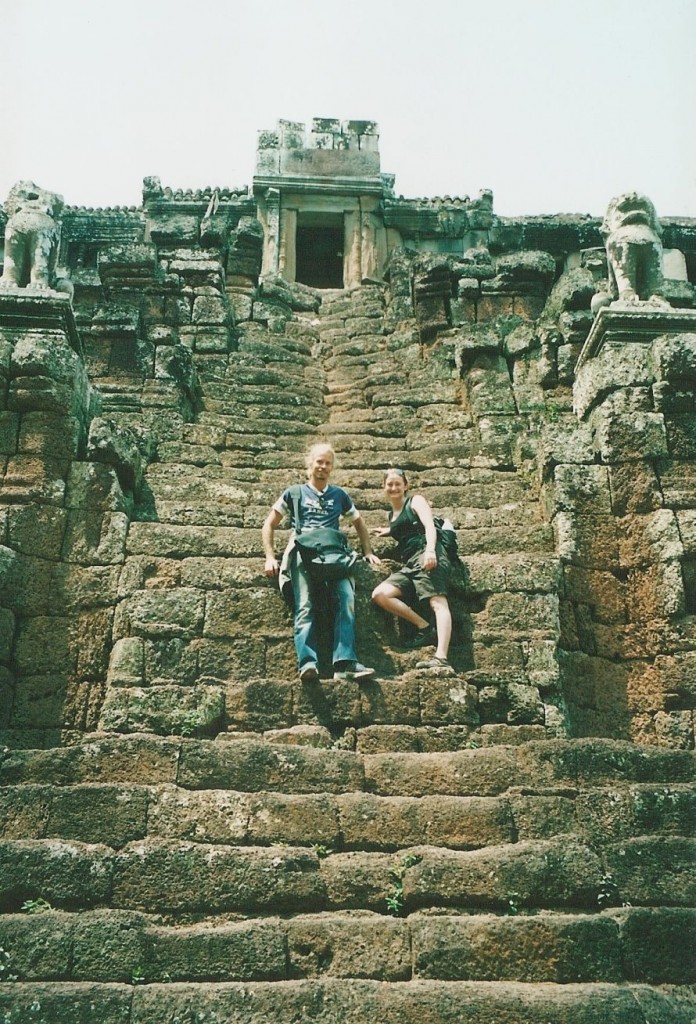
[274,483,358,531]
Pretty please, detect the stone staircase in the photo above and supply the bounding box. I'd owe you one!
[1,286,695,1021]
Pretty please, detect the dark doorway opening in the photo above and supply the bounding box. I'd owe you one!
[295,214,344,289]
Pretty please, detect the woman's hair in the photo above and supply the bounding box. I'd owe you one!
[305,442,336,472]
[383,467,409,486]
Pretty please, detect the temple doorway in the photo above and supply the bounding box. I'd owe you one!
[295,213,344,289]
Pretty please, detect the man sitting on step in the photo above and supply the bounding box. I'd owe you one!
[262,441,381,683]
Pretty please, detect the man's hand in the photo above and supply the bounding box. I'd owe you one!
[364,552,382,567]
[264,556,280,577]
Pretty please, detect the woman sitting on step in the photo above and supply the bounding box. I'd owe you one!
[371,468,453,671]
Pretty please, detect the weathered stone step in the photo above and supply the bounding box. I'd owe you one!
[200,386,322,410]
[1,835,693,914]
[199,401,327,426]
[127,523,265,558]
[1,907,693,984]
[2,736,693,794]
[236,328,315,358]
[196,411,316,435]
[1,978,692,1024]
[2,782,693,851]
[224,362,311,387]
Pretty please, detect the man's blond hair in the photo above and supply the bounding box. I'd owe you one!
[305,442,336,473]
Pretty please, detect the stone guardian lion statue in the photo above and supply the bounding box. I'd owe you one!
[0,180,65,291]
[593,191,667,312]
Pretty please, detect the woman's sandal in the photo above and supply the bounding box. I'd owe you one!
[416,656,454,672]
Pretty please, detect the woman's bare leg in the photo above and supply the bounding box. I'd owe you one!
[372,582,429,629]
[429,595,452,660]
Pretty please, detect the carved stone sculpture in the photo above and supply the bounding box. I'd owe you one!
[593,192,666,312]
[0,180,65,291]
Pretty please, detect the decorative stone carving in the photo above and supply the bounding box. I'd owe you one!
[0,180,68,293]
[592,192,667,313]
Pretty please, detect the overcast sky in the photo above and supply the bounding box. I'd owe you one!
[2,0,694,218]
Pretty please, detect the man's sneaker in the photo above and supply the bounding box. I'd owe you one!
[416,656,454,673]
[299,663,319,683]
[333,661,376,682]
[404,625,437,649]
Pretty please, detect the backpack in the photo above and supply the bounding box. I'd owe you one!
[434,516,459,561]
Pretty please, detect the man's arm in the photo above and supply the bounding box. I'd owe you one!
[262,508,284,577]
[352,514,381,566]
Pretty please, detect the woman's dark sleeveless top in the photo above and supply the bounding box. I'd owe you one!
[388,497,428,561]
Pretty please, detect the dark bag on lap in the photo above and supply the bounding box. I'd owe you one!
[288,486,359,582]
[294,527,359,581]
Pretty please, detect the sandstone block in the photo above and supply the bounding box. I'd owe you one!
[363,747,519,797]
[147,786,249,844]
[14,617,73,675]
[286,913,410,980]
[176,739,364,794]
[61,510,129,565]
[118,588,205,640]
[411,912,621,982]
[47,785,148,848]
[403,839,604,911]
[604,836,696,906]
[610,906,696,983]
[574,341,654,420]
[0,910,73,979]
[592,408,668,463]
[204,588,284,637]
[107,637,145,687]
[17,411,83,461]
[509,794,576,840]
[0,785,51,840]
[148,918,286,982]
[0,839,113,910]
[551,463,612,515]
[246,792,340,847]
[358,676,420,726]
[0,410,19,455]
[111,839,324,913]
[1,454,67,504]
[419,678,479,726]
[99,684,224,737]
[337,792,512,850]
[577,784,696,844]
[71,908,152,982]
[0,982,132,1022]
[225,678,294,731]
[7,505,67,560]
[296,678,362,729]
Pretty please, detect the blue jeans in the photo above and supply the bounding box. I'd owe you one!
[289,555,357,669]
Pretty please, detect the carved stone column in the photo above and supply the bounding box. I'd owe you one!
[279,207,297,282]
[261,188,281,279]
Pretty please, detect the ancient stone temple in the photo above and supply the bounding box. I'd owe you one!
[0,118,695,1022]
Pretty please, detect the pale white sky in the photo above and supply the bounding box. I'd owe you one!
[2,0,695,218]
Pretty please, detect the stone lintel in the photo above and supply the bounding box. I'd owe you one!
[0,291,83,357]
[576,305,696,371]
[253,174,385,199]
